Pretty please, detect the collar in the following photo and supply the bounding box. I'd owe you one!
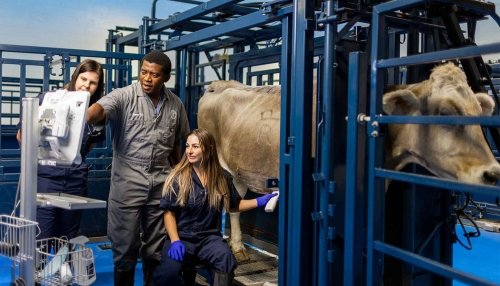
[192,169,204,188]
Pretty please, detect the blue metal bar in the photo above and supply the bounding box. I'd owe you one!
[344,52,367,286]
[1,59,45,66]
[377,42,500,68]
[149,0,242,34]
[20,64,26,98]
[179,49,188,104]
[165,6,292,50]
[374,115,500,126]
[286,0,315,285]
[278,12,291,286]
[318,1,336,285]
[373,241,499,286]
[375,169,500,197]
[367,2,387,284]
[0,44,143,60]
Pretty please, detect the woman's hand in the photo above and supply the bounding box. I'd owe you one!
[256,192,278,208]
[168,240,186,262]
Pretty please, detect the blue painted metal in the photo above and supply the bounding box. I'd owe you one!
[317,1,336,285]
[374,115,500,126]
[278,11,292,286]
[178,48,188,105]
[165,6,292,50]
[374,241,499,286]
[0,44,142,60]
[150,0,243,33]
[366,4,384,286]
[368,0,500,285]
[376,169,500,197]
[377,42,500,69]
[344,51,368,286]
[283,1,315,285]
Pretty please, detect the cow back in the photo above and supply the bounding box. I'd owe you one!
[198,80,281,193]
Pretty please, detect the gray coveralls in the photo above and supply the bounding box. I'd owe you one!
[98,82,190,277]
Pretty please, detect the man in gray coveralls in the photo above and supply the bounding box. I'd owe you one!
[86,50,190,286]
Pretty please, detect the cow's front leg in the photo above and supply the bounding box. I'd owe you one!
[228,211,250,262]
[228,178,250,262]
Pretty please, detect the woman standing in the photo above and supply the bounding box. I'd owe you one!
[17,59,105,241]
[153,128,277,286]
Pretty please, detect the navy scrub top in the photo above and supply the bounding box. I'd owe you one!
[160,170,242,242]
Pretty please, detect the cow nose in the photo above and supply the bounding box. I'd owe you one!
[482,166,500,185]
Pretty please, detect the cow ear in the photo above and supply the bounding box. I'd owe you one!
[475,93,495,116]
[382,89,419,115]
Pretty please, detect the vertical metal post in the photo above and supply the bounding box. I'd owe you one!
[178,48,188,104]
[106,30,115,95]
[283,0,315,285]
[279,11,292,286]
[318,1,336,285]
[106,29,115,53]
[344,52,367,285]
[367,5,387,286]
[19,97,38,286]
[43,53,51,92]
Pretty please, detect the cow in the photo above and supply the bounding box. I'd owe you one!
[197,63,500,262]
[198,80,281,261]
[381,62,500,285]
[382,62,500,185]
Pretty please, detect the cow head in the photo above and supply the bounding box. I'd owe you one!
[383,62,500,185]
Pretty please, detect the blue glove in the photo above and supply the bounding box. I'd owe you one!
[168,240,186,262]
[256,192,278,208]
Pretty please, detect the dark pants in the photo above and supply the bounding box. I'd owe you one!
[37,168,88,240]
[153,235,237,286]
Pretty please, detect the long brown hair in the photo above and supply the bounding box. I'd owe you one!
[163,129,230,211]
[66,59,104,106]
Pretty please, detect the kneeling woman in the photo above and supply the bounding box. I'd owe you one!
[153,129,277,286]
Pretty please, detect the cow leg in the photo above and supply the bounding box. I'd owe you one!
[228,179,250,262]
[228,211,250,262]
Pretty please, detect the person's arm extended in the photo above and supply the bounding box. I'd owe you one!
[237,193,278,212]
[165,211,180,242]
[86,103,106,124]
[237,199,258,212]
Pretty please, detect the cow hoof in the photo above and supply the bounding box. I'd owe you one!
[233,249,251,262]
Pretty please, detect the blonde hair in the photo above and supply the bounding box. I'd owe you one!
[162,129,230,211]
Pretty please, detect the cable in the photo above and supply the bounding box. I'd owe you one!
[452,193,482,250]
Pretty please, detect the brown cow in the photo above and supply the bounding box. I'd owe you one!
[383,62,500,185]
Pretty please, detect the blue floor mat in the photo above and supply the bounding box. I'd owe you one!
[453,227,500,285]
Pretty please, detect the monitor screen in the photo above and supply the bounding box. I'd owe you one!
[38,90,90,166]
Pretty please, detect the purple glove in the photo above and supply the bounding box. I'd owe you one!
[168,240,186,262]
[256,193,278,208]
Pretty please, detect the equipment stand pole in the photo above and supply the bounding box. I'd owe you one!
[19,97,39,286]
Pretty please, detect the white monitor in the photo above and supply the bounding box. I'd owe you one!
[38,90,90,166]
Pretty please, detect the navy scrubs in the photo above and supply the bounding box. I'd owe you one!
[153,171,242,285]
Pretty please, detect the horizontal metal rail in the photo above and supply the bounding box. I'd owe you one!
[373,241,499,286]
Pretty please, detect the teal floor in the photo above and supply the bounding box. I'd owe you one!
[0,227,499,285]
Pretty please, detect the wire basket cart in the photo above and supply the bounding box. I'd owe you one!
[36,237,96,285]
[0,214,39,285]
